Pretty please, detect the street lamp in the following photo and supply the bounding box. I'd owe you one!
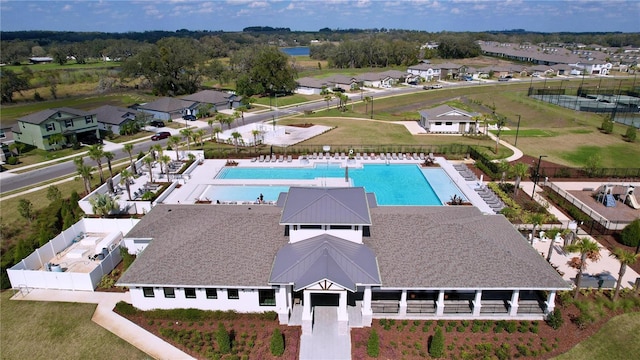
[370,95,374,119]
[514,114,521,147]
[322,145,331,187]
[531,155,548,200]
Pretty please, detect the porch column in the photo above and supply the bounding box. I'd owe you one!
[338,291,348,335]
[399,290,407,316]
[436,290,445,316]
[276,286,289,325]
[472,290,482,317]
[362,286,373,327]
[545,290,557,314]
[509,290,520,316]
[302,290,313,335]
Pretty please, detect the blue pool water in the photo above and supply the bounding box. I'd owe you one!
[213,164,466,206]
[280,47,310,56]
[203,186,290,203]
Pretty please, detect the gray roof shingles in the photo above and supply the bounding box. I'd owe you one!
[365,206,570,289]
[280,187,371,225]
[18,107,93,125]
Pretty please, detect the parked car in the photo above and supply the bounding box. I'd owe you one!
[149,120,165,127]
[332,87,345,93]
[183,114,197,121]
[498,77,510,82]
[151,131,171,141]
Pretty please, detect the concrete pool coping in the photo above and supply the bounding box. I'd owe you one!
[159,156,496,213]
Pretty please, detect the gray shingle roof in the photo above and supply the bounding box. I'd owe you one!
[280,187,372,225]
[117,205,287,287]
[296,77,329,89]
[269,234,381,291]
[365,206,570,289]
[92,105,139,126]
[181,90,235,106]
[18,107,93,125]
[137,97,196,113]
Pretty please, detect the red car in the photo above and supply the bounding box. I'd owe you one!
[151,131,171,141]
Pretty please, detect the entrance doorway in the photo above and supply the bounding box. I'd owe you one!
[311,293,339,307]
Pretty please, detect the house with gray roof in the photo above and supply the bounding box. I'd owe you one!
[117,186,569,334]
[13,107,100,150]
[407,62,440,81]
[295,77,329,95]
[92,105,150,135]
[418,105,480,134]
[181,90,242,111]
[135,97,198,121]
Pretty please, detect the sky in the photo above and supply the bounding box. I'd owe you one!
[1,0,639,33]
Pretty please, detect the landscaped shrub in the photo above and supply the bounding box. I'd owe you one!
[601,117,614,134]
[367,329,380,357]
[114,301,138,315]
[547,308,564,329]
[6,156,18,165]
[429,327,445,358]
[505,321,517,333]
[120,246,135,270]
[494,343,511,360]
[625,126,637,142]
[215,323,231,354]
[269,328,284,356]
[620,219,640,247]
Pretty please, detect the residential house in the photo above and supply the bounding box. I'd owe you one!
[407,63,440,82]
[357,73,393,88]
[569,61,612,75]
[379,70,412,84]
[295,77,329,95]
[13,107,100,150]
[419,105,479,134]
[181,90,242,112]
[324,75,359,92]
[437,62,466,80]
[135,98,198,121]
[92,105,149,135]
[117,187,569,334]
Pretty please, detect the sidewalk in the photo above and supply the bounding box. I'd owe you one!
[11,289,194,360]
[486,131,523,162]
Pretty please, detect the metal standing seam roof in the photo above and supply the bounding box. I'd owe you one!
[280,187,372,225]
[269,234,381,292]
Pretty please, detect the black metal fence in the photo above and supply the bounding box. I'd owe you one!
[538,167,640,179]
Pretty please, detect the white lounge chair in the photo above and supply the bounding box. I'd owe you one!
[271,155,277,162]
[312,152,318,159]
[278,155,284,162]
[355,152,361,160]
[391,153,398,160]
[379,153,386,160]
[340,152,346,160]
[264,155,271,162]
[413,152,419,160]
[251,157,257,162]
[287,155,292,162]
[419,153,425,160]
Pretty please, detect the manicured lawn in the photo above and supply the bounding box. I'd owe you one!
[0,291,149,360]
[560,144,640,169]
[4,61,123,73]
[490,129,558,137]
[553,312,640,360]
[252,93,321,107]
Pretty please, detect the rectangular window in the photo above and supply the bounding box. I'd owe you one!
[329,225,351,230]
[85,116,93,124]
[259,289,276,306]
[163,287,175,298]
[227,289,239,299]
[46,123,56,131]
[445,122,453,126]
[184,288,196,299]
[300,225,322,229]
[206,288,217,299]
[142,287,155,298]
[64,119,74,128]
[435,122,442,126]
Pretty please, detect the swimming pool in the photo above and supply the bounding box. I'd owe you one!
[208,164,466,206]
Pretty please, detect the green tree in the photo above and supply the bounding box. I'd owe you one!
[119,169,134,201]
[527,212,546,242]
[583,153,602,177]
[620,219,640,247]
[429,327,445,358]
[231,131,242,153]
[159,155,171,177]
[367,328,380,357]
[236,105,248,125]
[609,248,640,300]
[17,199,34,223]
[168,135,181,160]
[625,126,637,142]
[270,328,285,356]
[46,185,62,203]
[123,143,137,174]
[195,129,206,146]
[324,94,333,109]
[232,45,297,96]
[142,156,154,183]
[601,116,614,134]
[74,157,94,195]
[510,162,530,196]
[251,129,261,152]
[216,323,231,354]
[87,144,106,184]
[47,133,65,150]
[104,151,115,193]
[180,128,193,151]
[207,119,216,142]
[121,37,205,96]
[89,193,119,217]
[566,237,601,299]
[1,68,30,103]
[213,127,222,143]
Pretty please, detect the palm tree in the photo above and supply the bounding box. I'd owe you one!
[74,157,94,195]
[232,110,241,127]
[195,129,206,146]
[363,96,372,114]
[142,156,154,183]
[159,154,171,180]
[324,94,332,109]
[123,143,136,173]
[609,248,640,300]
[251,129,261,152]
[119,169,134,201]
[215,113,227,131]
[207,119,215,141]
[237,105,248,125]
[510,162,530,196]
[89,193,119,217]
[245,96,256,109]
[104,151,115,193]
[87,144,105,183]
[231,131,242,153]
[566,237,601,299]
[527,212,546,243]
[168,135,181,160]
[223,116,233,130]
[213,127,222,143]
[48,133,65,150]
[180,128,193,151]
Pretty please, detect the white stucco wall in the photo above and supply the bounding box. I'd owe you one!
[289,228,363,243]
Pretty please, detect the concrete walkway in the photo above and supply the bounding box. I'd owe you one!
[487,131,524,162]
[299,307,351,360]
[11,289,194,360]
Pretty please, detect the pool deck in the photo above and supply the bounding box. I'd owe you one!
[159,155,497,213]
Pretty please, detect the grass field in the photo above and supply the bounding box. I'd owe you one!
[4,61,123,73]
[553,312,640,360]
[0,291,149,360]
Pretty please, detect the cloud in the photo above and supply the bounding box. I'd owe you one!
[450,7,460,14]
[249,1,269,8]
[62,4,72,11]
